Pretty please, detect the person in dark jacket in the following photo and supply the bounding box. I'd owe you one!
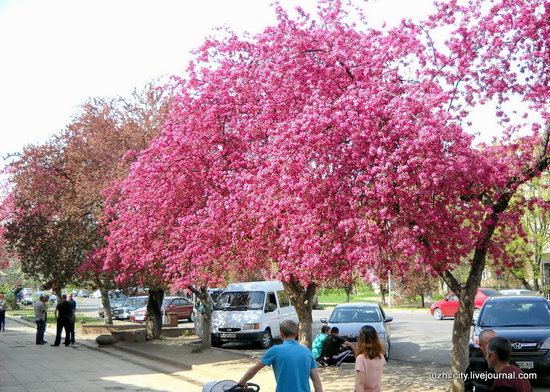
[464,329,497,392]
[52,294,73,347]
[321,327,354,367]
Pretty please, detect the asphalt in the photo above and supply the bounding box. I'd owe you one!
[3,314,454,391]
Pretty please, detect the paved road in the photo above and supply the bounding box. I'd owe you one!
[223,309,454,366]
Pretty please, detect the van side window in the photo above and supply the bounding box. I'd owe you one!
[277,291,290,307]
[265,292,277,312]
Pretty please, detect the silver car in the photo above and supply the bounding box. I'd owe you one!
[320,303,393,359]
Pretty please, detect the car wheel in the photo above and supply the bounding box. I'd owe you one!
[433,308,443,320]
[384,340,390,361]
[188,313,194,323]
[212,340,223,348]
[259,330,273,349]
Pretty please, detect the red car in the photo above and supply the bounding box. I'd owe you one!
[130,296,194,323]
[430,288,501,320]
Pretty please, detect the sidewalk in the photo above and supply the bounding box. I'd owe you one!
[5,315,451,391]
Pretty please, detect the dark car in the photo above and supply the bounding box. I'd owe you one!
[470,295,550,385]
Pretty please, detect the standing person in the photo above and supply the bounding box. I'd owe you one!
[486,337,532,392]
[322,326,355,367]
[237,320,323,392]
[68,293,77,344]
[464,329,497,392]
[52,294,72,347]
[0,293,7,331]
[354,325,386,392]
[34,295,47,344]
[311,325,331,364]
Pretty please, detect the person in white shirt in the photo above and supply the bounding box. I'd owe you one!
[33,296,46,344]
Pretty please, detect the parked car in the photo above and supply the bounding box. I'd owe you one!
[320,303,392,360]
[77,290,90,298]
[130,296,194,323]
[430,288,501,320]
[111,296,148,320]
[499,289,535,296]
[470,295,550,385]
[21,294,34,306]
[211,281,298,349]
[98,290,129,318]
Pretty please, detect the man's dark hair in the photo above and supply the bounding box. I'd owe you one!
[321,325,330,333]
[488,336,512,362]
[61,294,67,300]
[330,326,339,334]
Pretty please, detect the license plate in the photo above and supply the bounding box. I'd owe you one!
[220,333,236,339]
[516,361,534,369]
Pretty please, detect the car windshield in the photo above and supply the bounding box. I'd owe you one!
[125,297,148,308]
[215,291,265,311]
[480,289,501,296]
[480,301,550,327]
[329,307,382,323]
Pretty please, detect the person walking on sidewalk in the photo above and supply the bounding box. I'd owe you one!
[0,293,7,331]
[34,295,47,344]
[237,320,323,392]
[52,294,72,347]
[68,293,77,344]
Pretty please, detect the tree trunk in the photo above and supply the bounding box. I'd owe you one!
[283,279,316,348]
[420,293,425,308]
[533,255,542,292]
[380,283,386,306]
[189,286,212,349]
[99,286,113,325]
[146,287,164,340]
[345,284,352,303]
[443,207,502,392]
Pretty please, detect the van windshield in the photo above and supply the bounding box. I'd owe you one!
[215,291,265,311]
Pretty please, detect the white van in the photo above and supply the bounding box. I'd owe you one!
[211,281,298,349]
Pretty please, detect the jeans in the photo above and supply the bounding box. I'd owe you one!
[69,320,75,343]
[0,311,5,330]
[35,320,45,344]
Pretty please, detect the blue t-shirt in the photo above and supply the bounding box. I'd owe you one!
[69,300,77,311]
[261,339,316,392]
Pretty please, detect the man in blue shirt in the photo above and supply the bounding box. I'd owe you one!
[237,320,323,392]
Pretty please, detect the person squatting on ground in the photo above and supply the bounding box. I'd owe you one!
[321,326,354,367]
[68,293,77,344]
[238,320,324,392]
[354,325,386,392]
[311,325,331,365]
[0,293,7,331]
[486,336,531,392]
[34,295,47,344]
[52,294,73,347]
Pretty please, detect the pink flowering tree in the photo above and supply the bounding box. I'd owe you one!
[102,1,549,372]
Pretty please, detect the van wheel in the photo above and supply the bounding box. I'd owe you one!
[259,330,273,349]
